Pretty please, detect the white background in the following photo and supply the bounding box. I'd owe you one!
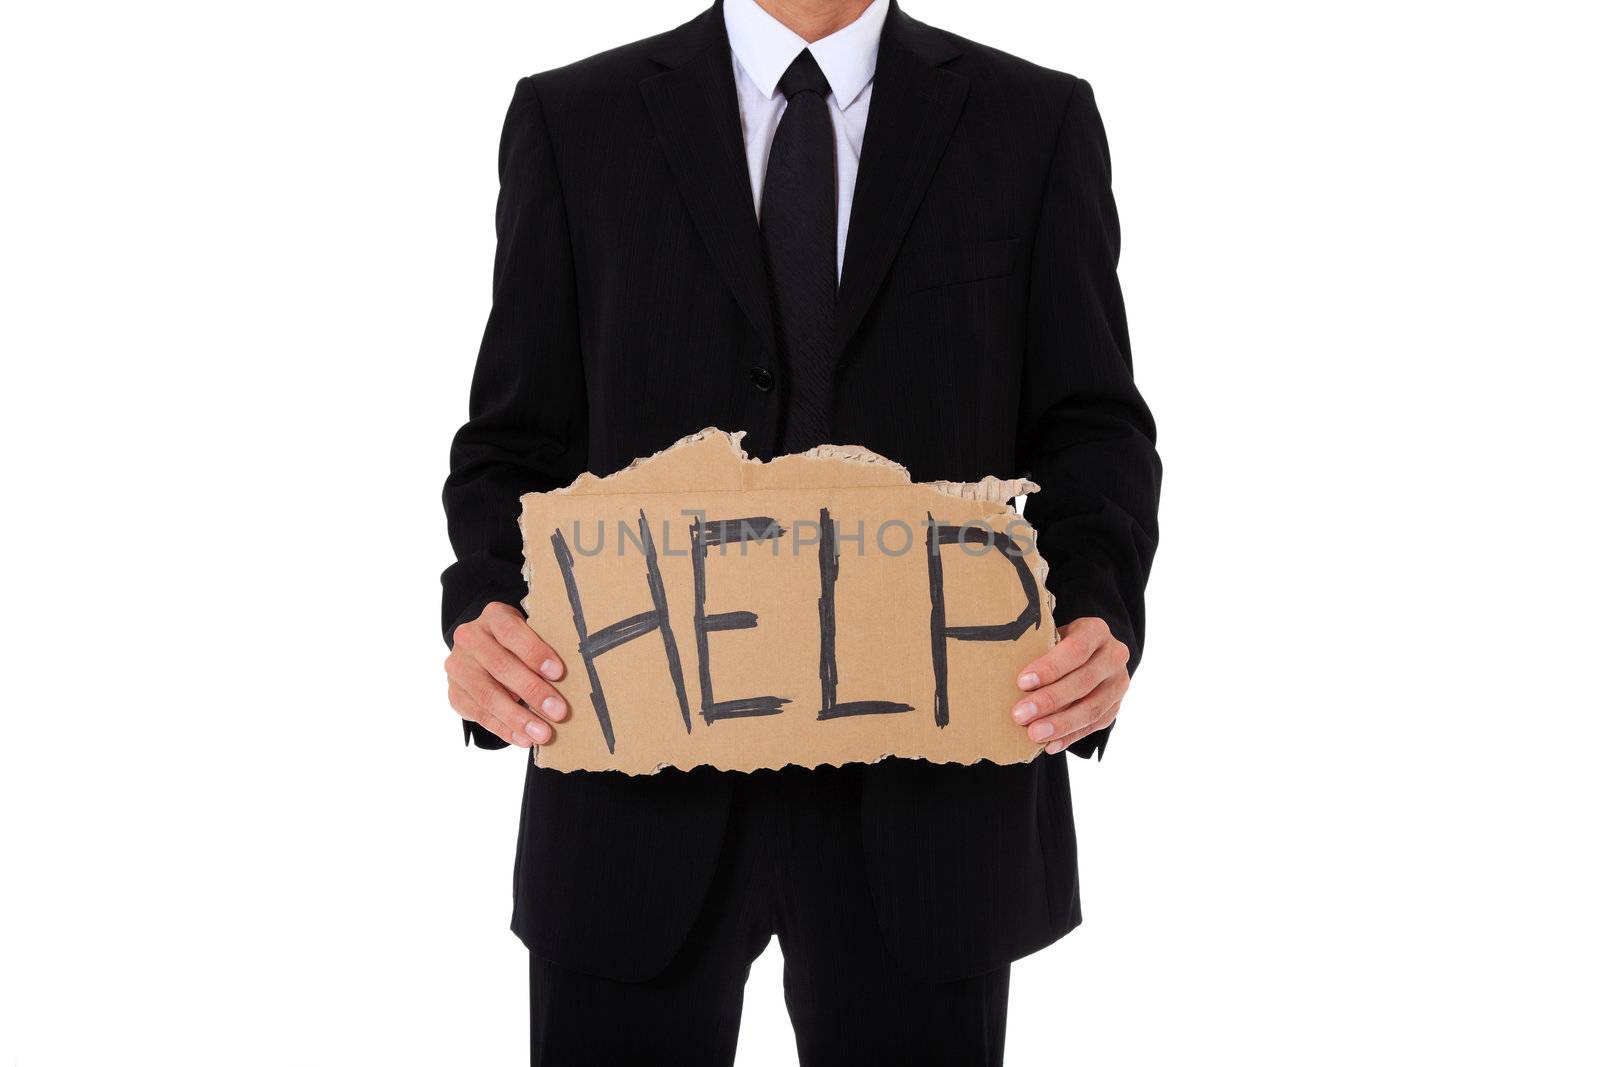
[3,1,1597,1063]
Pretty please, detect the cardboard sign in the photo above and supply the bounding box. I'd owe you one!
[519,429,1055,773]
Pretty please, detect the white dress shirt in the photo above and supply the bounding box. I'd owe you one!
[723,0,890,279]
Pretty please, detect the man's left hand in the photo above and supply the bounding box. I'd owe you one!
[1012,617,1129,754]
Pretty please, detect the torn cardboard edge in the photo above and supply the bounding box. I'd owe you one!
[519,428,1057,774]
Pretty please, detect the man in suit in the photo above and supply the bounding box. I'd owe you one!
[441,0,1159,1062]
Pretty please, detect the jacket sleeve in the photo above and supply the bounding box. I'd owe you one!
[1019,79,1161,760]
[442,78,590,749]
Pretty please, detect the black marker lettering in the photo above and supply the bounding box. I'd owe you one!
[550,509,692,753]
[691,516,791,722]
[925,512,1042,728]
[816,508,914,720]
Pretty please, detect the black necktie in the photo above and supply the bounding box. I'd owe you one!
[761,49,836,454]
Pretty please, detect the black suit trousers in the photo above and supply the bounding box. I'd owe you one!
[527,766,1009,1067]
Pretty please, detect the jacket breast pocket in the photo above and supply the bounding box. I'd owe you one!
[904,237,1021,293]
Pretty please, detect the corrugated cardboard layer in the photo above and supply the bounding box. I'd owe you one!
[519,429,1055,774]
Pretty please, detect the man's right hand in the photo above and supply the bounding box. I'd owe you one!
[444,602,568,748]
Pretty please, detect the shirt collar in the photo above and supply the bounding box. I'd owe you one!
[723,0,889,111]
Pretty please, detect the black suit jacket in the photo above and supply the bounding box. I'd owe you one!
[442,1,1159,983]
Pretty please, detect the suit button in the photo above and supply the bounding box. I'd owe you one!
[749,367,775,392]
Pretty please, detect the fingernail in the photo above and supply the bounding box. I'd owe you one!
[1012,702,1037,724]
[1046,740,1065,755]
[1018,672,1039,690]
[541,696,567,721]
[526,720,550,743]
[539,659,563,681]
[1029,721,1054,742]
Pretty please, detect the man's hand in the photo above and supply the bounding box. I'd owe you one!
[1012,617,1129,754]
[445,602,568,748]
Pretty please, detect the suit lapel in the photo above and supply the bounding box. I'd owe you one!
[836,5,968,352]
[639,3,967,360]
[641,5,777,350]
